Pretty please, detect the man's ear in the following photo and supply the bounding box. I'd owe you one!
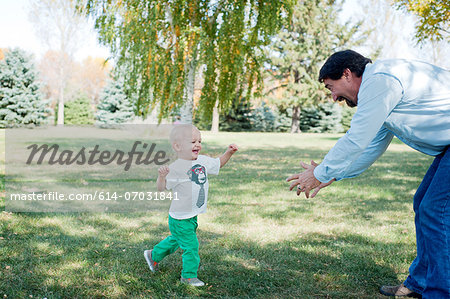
[343,68,353,81]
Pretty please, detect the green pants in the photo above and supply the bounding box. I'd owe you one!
[152,215,200,279]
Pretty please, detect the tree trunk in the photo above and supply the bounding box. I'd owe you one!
[290,105,301,133]
[210,99,220,133]
[57,97,64,125]
[57,65,64,125]
[180,57,196,123]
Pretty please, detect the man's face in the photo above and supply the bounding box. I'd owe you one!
[323,71,360,107]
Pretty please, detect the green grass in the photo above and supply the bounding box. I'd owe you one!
[0,131,432,298]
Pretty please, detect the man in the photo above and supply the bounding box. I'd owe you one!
[287,50,450,298]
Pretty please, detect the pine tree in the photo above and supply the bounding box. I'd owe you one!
[0,48,49,127]
[341,105,356,132]
[218,98,253,132]
[318,102,343,133]
[249,102,277,132]
[95,77,135,125]
[299,102,343,133]
[266,0,363,133]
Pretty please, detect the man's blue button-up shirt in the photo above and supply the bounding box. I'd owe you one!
[314,59,450,183]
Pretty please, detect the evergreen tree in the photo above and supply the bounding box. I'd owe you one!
[300,102,343,133]
[96,78,135,125]
[273,107,292,132]
[64,94,94,125]
[266,0,363,133]
[218,98,253,132]
[0,48,49,127]
[341,105,356,132]
[300,106,322,133]
[318,102,343,133]
[249,102,277,132]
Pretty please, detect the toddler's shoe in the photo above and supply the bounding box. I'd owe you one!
[180,277,205,287]
[144,250,159,272]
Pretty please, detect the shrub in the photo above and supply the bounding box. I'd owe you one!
[64,95,94,125]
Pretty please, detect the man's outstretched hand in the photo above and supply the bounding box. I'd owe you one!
[286,160,335,198]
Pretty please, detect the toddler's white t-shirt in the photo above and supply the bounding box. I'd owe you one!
[166,155,220,219]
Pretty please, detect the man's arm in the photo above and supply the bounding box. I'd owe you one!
[219,144,238,168]
[315,126,394,182]
[314,74,403,183]
[287,74,403,197]
[288,126,394,198]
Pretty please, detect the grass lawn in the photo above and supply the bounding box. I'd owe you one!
[0,131,433,298]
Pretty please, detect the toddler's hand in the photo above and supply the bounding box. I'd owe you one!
[158,166,170,177]
[227,144,238,154]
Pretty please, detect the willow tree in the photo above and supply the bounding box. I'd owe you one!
[81,0,293,123]
[394,0,449,43]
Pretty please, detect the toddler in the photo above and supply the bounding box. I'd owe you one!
[144,124,238,286]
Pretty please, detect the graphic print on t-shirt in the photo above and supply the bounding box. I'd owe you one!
[187,164,207,207]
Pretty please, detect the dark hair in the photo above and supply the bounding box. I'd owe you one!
[318,50,372,82]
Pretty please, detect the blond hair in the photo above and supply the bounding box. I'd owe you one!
[169,124,199,144]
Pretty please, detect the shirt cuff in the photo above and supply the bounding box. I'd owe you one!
[314,164,337,183]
